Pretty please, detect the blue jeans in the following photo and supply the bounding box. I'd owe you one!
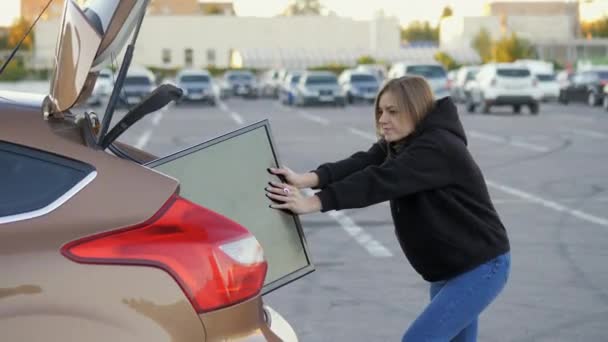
[402,252,511,342]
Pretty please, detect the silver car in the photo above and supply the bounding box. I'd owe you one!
[294,71,345,107]
[338,70,379,104]
[175,69,216,105]
[388,62,450,99]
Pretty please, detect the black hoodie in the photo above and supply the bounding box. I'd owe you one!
[314,97,510,282]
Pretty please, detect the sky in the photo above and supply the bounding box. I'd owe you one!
[1,0,606,27]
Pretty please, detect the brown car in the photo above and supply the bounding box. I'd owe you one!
[0,1,302,341]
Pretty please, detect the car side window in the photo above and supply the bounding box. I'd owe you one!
[0,142,95,219]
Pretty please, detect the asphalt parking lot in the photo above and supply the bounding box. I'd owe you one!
[111,97,608,342]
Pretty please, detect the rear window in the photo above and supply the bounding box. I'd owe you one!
[0,142,95,220]
[593,71,608,80]
[124,76,152,86]
[290,75,301,84]
[351,74,377,83]
[180,75,210,83]
[536,74,556,81]
[228,74,253,81]
[497,69,530,77]
[406,65,446,78]
[305,75,337,85]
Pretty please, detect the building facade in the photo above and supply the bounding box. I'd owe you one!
[33,14,401,70]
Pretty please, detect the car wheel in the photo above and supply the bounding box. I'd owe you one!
[604,96,608,111]
[347,93,354,104]
[482,102,491,114]
[465,95,476,113]
[559,91,569,105]
[588,92,598,107]
[513,105,521,114]
[529,102,540,115]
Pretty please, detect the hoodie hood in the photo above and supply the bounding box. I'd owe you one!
[417,97,467,144]
[389,97,466,155]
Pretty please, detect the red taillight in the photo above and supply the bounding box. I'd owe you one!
[61,195,267,313]
[600,80,608,86]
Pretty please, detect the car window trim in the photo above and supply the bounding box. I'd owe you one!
[0,171,97,225]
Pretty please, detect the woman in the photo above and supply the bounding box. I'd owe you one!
[265,76,510,342]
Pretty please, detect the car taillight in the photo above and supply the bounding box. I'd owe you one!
[61,195,267,313]
[490,78,497,87]
[600,80,608,86]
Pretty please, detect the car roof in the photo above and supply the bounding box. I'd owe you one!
[177,69,211,77]
[304,71,336,77]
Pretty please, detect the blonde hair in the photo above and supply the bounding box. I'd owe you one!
[374,76,435,138]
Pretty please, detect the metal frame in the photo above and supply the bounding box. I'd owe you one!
[144,120,314,295]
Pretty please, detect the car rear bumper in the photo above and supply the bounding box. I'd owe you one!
[199,296,297,342]
[302,95,345,104]
[486,95,537,105]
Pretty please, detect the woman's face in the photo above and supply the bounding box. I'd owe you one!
[378,91,415,143]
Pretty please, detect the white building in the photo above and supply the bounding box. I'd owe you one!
[33,14,402,70]
[439,15,575,49]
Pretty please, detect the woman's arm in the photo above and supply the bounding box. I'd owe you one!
[315,136,453,211]
[313,141,386,189]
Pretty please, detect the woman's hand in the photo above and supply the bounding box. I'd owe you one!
[268,167,318,189]
[265,181,322,215]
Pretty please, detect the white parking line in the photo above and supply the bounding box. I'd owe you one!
[568,128,608,140]
[297,110,330,126]
[215,99,245,125]
[302,189,392,258]
[230,111,245,125]
[486,181,608,227]
[349,127,377,141]
[135,130,152,149]
[468,130,549,152]
[217,100,229,112]
[493,197,608,204]
[151,110,164,126]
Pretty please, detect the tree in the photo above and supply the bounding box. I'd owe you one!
[434,51,460,70]
[8,18,33,51]
[441,6,453,19]
[356,55,376,65]
[493,32,536,62]
[203,4,226,15]
[282,0,323,16]
[401,21,439,43]
[471,28,493,63]
[581,17,608,38]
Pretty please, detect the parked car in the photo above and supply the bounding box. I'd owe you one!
[388,62,450,99]
[279,71,303,106]
[535,73,560,102]
[175,69,216,105]
[294,71,345,107]
[451,66,480,103]
[87,68,114,106]
[0,1,302,341]
[355,64,388,83]
[119,67,156,107]
[220,70,259,98]
[558,69,608,106]
[338,69,379,104]
[466,63,541,114]
[260,69,282,98]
